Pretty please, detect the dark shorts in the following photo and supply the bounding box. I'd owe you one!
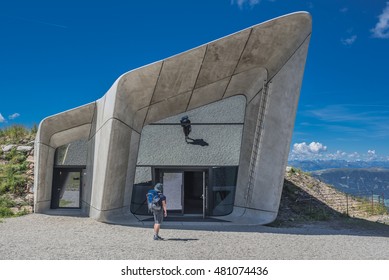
[153,210,164,224]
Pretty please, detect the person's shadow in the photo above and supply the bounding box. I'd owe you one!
[187,138,209,146]
[164,238,199,242]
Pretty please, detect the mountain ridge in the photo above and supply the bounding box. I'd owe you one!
[288,159,389,172]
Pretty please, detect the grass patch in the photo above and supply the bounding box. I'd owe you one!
[356,201,388,215]
[0,155,28,195]
[59,200,73,207]
[0,125,36,145]
[0,194,30,218]
[0,206,14,218]
[0,194,16,208]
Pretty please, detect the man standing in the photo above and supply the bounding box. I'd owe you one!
[151,183,167,240]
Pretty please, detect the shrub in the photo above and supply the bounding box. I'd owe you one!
[0,164,28,195]
[7,125,28,141]
[14,207,29,217]
[0,194,16,208]
[30,124,38,135]
[0,124,35,145]
[0,194,30,218]
[0,206,14,218]
[5,149,27,164]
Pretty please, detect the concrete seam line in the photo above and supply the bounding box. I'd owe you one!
[185,44,208,111]
[92,117,138,138]
[267,32,312,82]
[111,117,140,134]
[36,141,54,149]
[42,122,92,145]
[87,203,127,213]
[35,199,51,204]
[222,27,253,100]
[88,101,98,140]
[244,206,276,213]
[142,60,165,128]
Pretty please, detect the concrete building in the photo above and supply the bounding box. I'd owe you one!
[34,12,312,225]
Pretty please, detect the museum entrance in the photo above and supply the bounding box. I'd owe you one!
[154,168,208,218]
[51,168,84,209]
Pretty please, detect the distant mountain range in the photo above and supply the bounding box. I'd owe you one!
[288,160,389,202]
[311,168,389,200]
[288,160,389,172]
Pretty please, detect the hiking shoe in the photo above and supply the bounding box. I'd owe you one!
[157,235,164,240]
[153,235,159,241]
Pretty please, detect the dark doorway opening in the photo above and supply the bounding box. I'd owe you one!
[154,168,208,218]
[183,171,204,214]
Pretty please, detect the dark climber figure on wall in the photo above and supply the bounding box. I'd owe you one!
[180,115,209,146]
[180,115,192,143]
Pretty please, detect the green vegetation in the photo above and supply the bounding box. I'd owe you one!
[354,196,389,216]
[0,125,36,218]
[59,200,72,207]
[287,166,311,176]
[0,194,29,218]
[0,124,37,145]
[0,147,29,195]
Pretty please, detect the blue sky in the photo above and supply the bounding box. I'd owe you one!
[0,0,388,161]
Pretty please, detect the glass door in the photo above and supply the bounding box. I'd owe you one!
[162,172,183,213]
[51,168,82,209]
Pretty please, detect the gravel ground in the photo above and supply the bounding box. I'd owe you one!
[1,214,389,260]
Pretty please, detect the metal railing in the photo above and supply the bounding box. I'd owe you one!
[296,188,388,218]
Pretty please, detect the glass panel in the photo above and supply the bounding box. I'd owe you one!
[209,166,238,216]
[59,171,81,208]
[55,139,88,166]
[163,172,182,211]
[130,167,152,215]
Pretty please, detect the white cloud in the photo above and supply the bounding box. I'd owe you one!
[327,150,347,160]
[347,152,361,160]
[341,35,357,46]
[290,142,327,159]
[367,149,377,160]
[371,1,389,38]
[368,149,376,156]
[289,145,388,161]
[0,113,6,123]
[231,0,261,9]
[8,113,20,120]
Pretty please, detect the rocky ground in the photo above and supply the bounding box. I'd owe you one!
[1,212,389,260]
[274,168,389,227]
[0,141,35,215]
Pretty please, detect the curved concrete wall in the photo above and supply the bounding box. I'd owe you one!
[34,12,312,224]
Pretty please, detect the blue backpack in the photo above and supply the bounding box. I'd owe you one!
[147,189,161,212]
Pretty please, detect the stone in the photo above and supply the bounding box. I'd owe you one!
[1,144,16,152]
[17,146,33,152]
